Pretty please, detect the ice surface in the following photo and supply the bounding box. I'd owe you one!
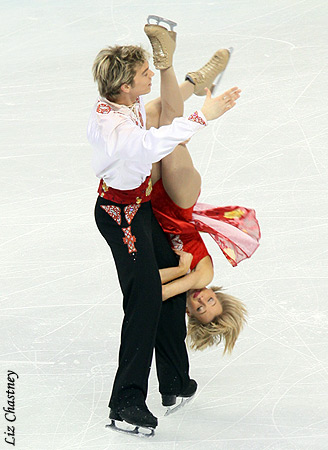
[1,0,328,449]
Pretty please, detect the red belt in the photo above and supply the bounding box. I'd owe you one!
[98,176,152,204]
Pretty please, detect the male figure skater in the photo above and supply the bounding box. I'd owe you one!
[88,16,236,435]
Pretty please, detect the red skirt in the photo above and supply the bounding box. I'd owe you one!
[151,179,261,267]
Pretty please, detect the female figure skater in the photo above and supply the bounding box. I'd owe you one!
[145,77,261,355]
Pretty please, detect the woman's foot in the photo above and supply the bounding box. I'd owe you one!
[144,21,177,70]
[185,49,231,95]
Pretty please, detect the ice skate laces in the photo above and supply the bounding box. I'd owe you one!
[195,52,228,83]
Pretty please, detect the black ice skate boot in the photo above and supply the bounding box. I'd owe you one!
[106,405,158,437]
[162,379,198,415]
[120,405,158,428]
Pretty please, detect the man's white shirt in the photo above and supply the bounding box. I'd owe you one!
[87,95,207,190]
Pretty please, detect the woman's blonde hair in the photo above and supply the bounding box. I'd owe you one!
[92,45,149,100]
[187,286,247,354]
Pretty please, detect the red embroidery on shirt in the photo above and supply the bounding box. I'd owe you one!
[122,226,137,253]
[97,103,111,114]
[138,110,144,128]
[100,205,121,225]
[128,99,144,128]
[130,112,144,129]
[188,111,206,126]
[124,204,141,224]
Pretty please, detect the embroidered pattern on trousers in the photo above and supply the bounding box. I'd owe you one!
[122,226,137,254]
[100,205,121,225]
[124,204,141,224]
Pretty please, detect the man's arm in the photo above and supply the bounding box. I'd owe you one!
[88,103,207,184]
[108,113,207,164]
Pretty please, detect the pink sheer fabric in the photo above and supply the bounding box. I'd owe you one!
[192,203,261,267]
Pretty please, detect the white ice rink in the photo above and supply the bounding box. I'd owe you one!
[1,0,328,449]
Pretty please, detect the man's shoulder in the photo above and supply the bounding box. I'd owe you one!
[95,100,129,126]
[96,102,112,115]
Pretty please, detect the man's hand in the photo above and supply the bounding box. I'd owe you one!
[201,86,241,121]
[174,249,193,275]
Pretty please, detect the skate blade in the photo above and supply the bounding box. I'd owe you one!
[164,395,194,416]
[210,47,234,96]
[147,15,177,31]
[106,419,155,438]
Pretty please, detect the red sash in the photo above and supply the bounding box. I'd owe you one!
[98,176,152,205]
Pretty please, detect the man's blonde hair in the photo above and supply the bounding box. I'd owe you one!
[92,45,149,100]
[187,286,247,354]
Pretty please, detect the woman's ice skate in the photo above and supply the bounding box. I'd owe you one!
[186,48,233,96]
[146,15,177,30]
[144,15,177,70]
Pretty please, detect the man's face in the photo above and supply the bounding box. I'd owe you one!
[186,288,223,324]
[129,60,154,97]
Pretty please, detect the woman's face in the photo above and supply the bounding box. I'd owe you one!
[186,288,222,324]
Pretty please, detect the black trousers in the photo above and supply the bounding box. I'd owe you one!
[95,196,190,411]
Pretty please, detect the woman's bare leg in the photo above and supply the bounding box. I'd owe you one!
[159,66,184,124]
[145,80,194,126]
[149,75,191,186]
[158,72,201,208]
[147,75,201,208]
[179,80,195,102]
[151,161,162,185]
[161,143,201,208]
[151,145,201,209]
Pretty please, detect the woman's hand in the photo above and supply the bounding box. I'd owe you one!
[174,249,193,275]
[201,86,241,121]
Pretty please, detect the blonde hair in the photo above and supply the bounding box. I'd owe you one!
[187,286,247,355]
[92,45,149,100]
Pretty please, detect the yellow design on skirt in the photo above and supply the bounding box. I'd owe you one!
[224,208,245,219]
